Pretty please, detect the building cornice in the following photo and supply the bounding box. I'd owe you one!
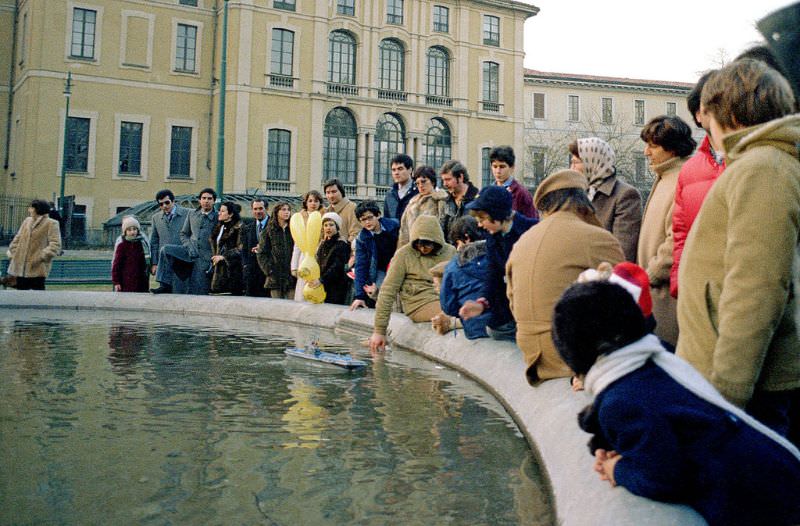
[524,69,692,95]
[471,0,539,18]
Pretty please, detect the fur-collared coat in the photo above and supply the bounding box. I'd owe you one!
[397,189,449,248]
[209,219,243,295]
[257,221,295,294]
[7,215,61,278]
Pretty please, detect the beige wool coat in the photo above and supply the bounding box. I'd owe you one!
[506,211,624,384]
[7,215,62,278]
[325,197,360,243]
[677,115,800,408]
[637,155,686,346]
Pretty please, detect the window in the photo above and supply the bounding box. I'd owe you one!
[433,6,449,32]
[175,23,197,72]
[179,0,197,5]
[337,0,355,16]
[328,31,356,87]
[65,117,90,172]
[666,102,677,116]
[634,99,645,125]
[267,129,291,181]
[425,118,451,171]
[274,0,295,11]
[378,39,404,94]
[118,121,143,175]
[568,95,580,121]
[482,61,499,112]
[529,147,546,184]
[533,92,545,119]
[374,114,405,187]
[426,47,450,104]
[601,97,613,124]
[271,29,294,86]
[483,15,499,46]
[387,0,403,24]
[169,126,192,178]
[481,147,492,187]
[323,108,357,185]
[71,8,97,59]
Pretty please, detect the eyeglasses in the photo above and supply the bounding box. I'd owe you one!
[158,199,172,207]
[416,179,432,187]
[358,214,376,223]
[416,240,436,248]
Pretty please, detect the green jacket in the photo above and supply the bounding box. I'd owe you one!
[373,215,455,335]
[676,114,800,407]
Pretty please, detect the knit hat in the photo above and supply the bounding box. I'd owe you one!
[121,216,141,233]
[576,261,652,317]
[321,212,342,231]
[608,262,652,317]
[532,169,588,210]
[465,185,513,221]
[577,138,616,197]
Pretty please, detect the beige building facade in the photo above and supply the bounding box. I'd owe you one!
[0,0,538,234]
[521,69,704,196]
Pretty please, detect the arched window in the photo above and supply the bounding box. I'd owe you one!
[323,107,357,185]
[328,31,356,85]
[378,39,404,94]
[374,113,406,187]
[425,46,450,106]
[425,118,451,171]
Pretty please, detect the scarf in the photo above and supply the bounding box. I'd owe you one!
[577,138,616,201]
[584,334,800,461]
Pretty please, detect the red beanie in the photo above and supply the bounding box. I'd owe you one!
[608,262,652,317]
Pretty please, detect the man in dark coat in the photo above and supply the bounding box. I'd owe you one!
[239,198,269,296]
[383,153,418,220]
[459,186,537,341]
[149,189,190,294]
[440,160,479,244]
[154,188,217,295]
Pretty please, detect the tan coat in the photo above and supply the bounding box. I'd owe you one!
[506,211,624,384]
[637,155,686,346]
[373,215,455,335]
[7,215,62,278]
[677,115,800,407]
[325,197,360,243]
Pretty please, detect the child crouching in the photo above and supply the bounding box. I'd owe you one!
[552,280,800,526]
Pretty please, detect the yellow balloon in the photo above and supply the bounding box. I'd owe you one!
[297,254,320,281]
[305,211,322,254]
[303,282,326,303]
[290,212,307,253]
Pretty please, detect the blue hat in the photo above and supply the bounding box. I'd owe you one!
[466,185,513,221]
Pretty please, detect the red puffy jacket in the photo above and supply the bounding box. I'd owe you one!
[670,135,724,298]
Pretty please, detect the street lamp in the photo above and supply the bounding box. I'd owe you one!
[59,71,73,216]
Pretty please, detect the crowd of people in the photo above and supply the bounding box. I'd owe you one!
[4,42,800,525]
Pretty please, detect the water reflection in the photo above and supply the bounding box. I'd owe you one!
[0,314,554,525]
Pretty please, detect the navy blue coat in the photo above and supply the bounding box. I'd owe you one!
[353,217,399,301]
[481,212,537,328]
[440,241,490,339]
[589,361,800,526]
[383,183,418,220]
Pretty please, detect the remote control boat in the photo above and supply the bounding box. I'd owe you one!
[284,346,368,370]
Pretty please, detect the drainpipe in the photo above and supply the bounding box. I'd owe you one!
[215,0,229,201]
[4,0,19,170]
[207,0,219,172]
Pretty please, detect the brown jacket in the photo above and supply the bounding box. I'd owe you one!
[7,215,62,278]
[591,176,642,262]
[325,197,360,243]
[677,115,800,407]
[637,155,686,346]
[507,211,624,384]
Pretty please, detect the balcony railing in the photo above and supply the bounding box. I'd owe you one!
[265,180,291,193]
[327,82,359,96]
[377,89,407,102]
[425,94,453,107]
[268,74,295,89]
[481,100,501,113]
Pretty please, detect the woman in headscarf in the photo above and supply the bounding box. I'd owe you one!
[569,137,642,262]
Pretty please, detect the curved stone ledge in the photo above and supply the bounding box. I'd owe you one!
[0,291,705,526]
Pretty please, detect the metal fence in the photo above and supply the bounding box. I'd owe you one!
[0,196,33,244]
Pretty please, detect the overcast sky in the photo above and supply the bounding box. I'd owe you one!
[521,0,792,83]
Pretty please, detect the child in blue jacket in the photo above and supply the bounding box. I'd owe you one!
[438,216,490,339]
[552,280,800,526]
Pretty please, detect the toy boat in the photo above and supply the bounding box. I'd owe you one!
[284,347,368,370]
